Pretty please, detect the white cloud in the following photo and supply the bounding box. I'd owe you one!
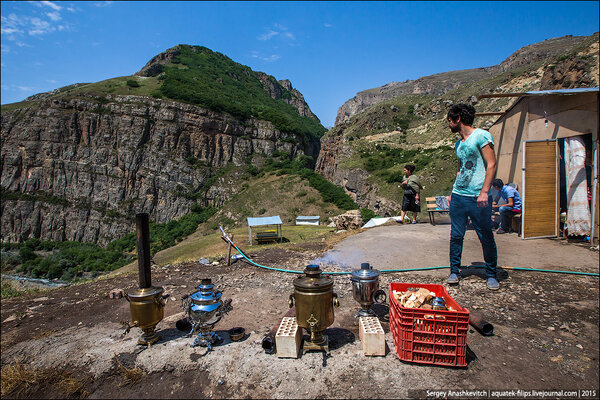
[1,26,22,35]
[40,1,62,11]
[46,79,57,83]
[15,41,31,47]
[1,44,10,53]
[46,11,62,21]
[263,54,280,62]
[258,24,296,43]
[1,7,69,39]
[324,23,333,28]
[250,51,280,62]
[28,17,54,35]
[17,85,35,91]
[94,1,114,7]
[1,14,26,37]
[258,30,279,41]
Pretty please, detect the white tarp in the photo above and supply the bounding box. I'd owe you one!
[296,216,320,225]
[362,216,403,228]
[564,136,591,236]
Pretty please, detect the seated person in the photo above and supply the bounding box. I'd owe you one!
[491,179,522,234]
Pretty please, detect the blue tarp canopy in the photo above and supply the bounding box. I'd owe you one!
[247,216,283,227]
[247,216,283,245]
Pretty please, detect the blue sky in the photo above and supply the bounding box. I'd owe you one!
[1,1,598,127]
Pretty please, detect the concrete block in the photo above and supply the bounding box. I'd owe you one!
[276,316,301,358]
[108,289,124,299]
[359,316,385,356]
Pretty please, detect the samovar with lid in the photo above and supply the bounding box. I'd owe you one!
[182,278,232,349]
[350,262,386,317]
[123,213,168,346]
[289,264,339,353]
[124,286,168,345]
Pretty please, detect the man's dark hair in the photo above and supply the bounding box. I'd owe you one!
[492,178,504,189]
[447,103,476,126]
[404,164,415,173]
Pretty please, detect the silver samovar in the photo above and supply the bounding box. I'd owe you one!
[350,263,386,317]
[182,278,232,349]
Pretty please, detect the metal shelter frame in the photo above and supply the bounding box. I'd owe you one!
[247,216,283,245]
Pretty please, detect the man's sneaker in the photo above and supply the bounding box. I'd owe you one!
[496,228,507,234]
[487,277,500,290]
[447,273,460,284]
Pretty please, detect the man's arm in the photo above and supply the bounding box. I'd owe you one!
[477,144,497,207]
[505,196,514,208]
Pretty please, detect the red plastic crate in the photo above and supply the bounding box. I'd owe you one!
[389,282,469,367]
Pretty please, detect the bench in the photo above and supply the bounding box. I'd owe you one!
[426,197,450,225]
[255,229,280,244]
[493,210,522,235]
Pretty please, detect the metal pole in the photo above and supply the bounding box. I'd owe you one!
[136,213,152,289]
[227,234,234,266]
[591,140,598,248]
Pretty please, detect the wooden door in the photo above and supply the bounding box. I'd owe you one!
[522,140,558,238]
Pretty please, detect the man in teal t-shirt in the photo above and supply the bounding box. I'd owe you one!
[446,104,499,290]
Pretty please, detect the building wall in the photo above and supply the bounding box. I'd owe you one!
[489,92,598,190]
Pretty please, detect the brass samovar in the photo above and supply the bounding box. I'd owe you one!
[123,213,168,346]
[289,264,339,353]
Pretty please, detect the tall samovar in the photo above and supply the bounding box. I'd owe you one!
[123,213,169,346]
[182,278,232,349]
[350,262,386,317]
[289,264,339,353]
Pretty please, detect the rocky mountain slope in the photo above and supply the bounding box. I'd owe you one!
[1,45,324,245]
[318,33,599,216]
[335,34,594,125]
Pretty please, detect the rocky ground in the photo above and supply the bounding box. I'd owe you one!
[1,222,599,399]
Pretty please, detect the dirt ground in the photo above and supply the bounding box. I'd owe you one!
[1,221,599,399]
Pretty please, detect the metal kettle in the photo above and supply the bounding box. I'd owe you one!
[350,262,386,317]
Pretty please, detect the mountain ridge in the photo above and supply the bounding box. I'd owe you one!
[335,34,595,125]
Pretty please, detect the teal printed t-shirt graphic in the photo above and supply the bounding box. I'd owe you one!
[452,128,494,197]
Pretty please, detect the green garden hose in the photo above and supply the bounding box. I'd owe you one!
[222,232,599,277]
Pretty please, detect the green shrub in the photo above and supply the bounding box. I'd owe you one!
[360,208,377,222]
[126,79,140,88]
[157,45,326,141]
[258,208,266,215]
[18,246,37,262]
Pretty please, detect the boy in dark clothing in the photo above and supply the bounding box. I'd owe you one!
[400,164,423,224]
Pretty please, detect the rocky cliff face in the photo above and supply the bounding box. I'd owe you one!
[314,128,401,216]
[335,35,591,125]
[1,94,316,245]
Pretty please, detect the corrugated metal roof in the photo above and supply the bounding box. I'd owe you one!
[490,87,599,126]
[296,216,320,220]
[524,87,599,96]
[247,216,282,226]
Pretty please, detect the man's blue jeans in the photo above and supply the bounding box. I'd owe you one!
[499,206,516,231]
[449,193,498,278]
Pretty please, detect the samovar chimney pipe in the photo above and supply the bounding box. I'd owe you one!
[136,213,152,289]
